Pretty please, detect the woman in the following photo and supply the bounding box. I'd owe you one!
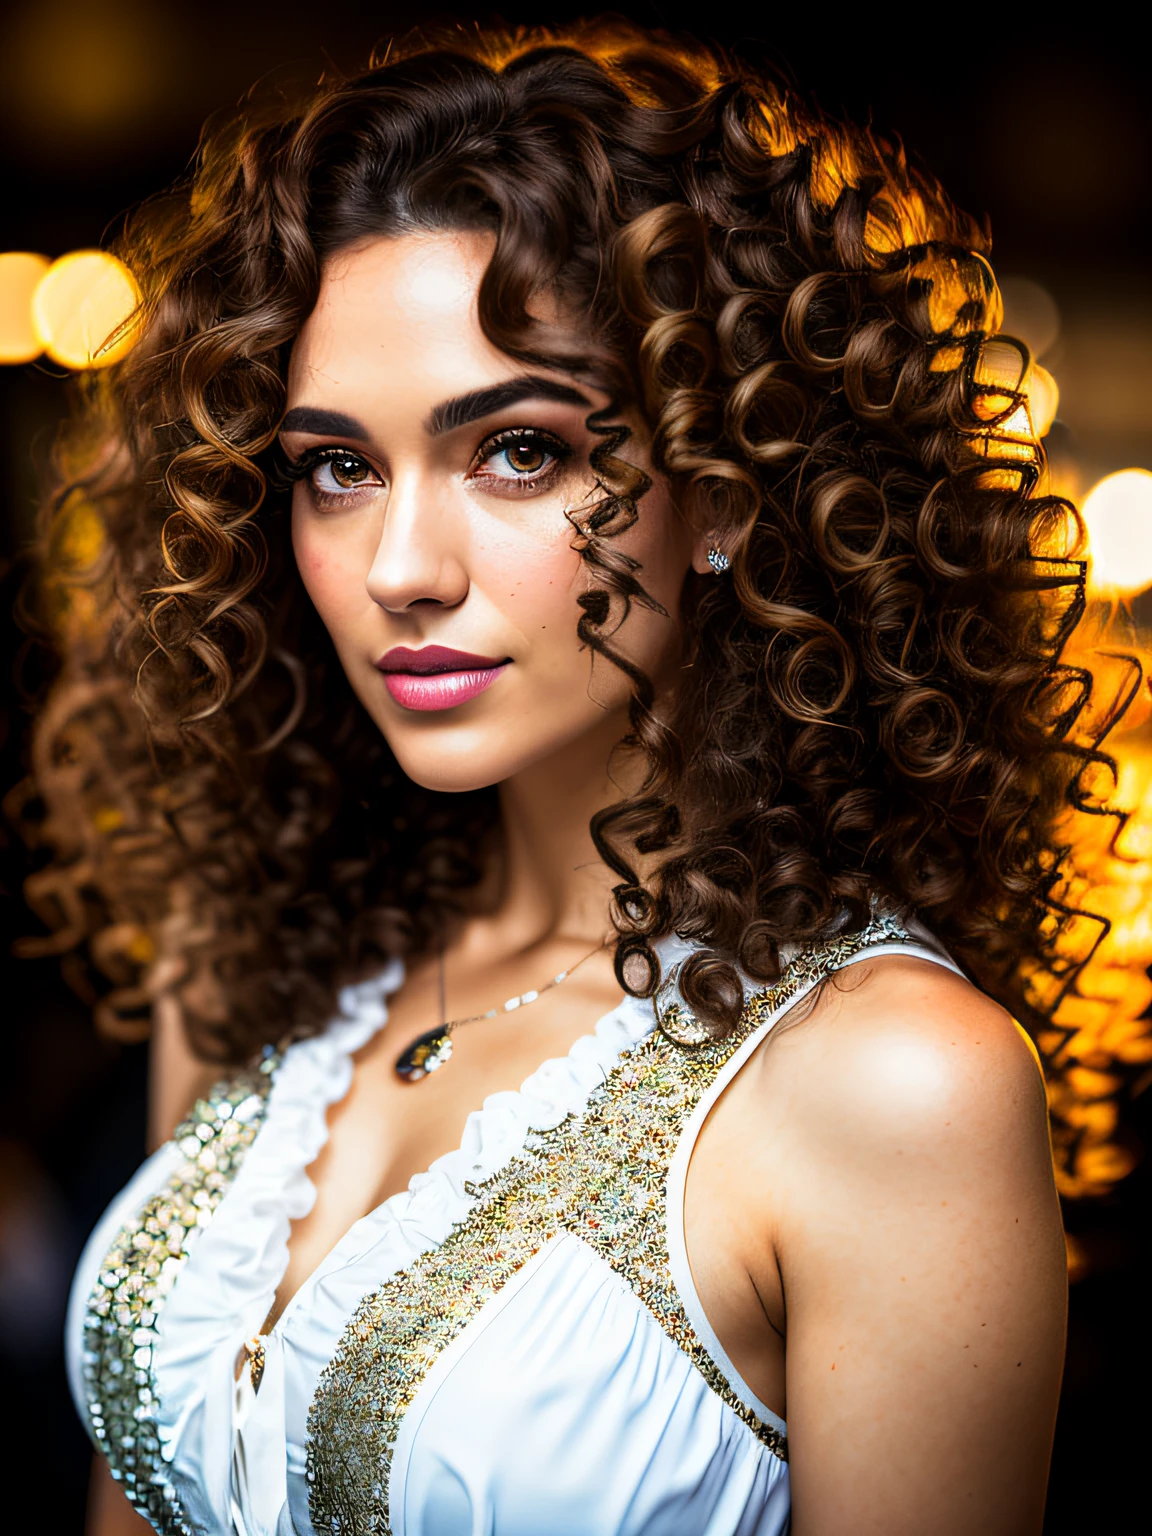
[37,21,1081,1536]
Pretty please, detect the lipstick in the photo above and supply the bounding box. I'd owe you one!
[376,645,509,711]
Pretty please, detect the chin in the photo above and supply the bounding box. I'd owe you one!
[383,732,535,796]
[394,757,509,795]
[381,704,619,795]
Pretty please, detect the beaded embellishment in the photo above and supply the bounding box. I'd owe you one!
[81,1052,279,1534]
[307,914,911,1536]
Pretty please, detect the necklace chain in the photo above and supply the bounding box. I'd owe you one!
[394,939,608,1083]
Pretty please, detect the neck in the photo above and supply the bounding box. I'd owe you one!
[473,709,637,958]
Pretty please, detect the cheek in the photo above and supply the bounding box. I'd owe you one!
[292,522,323,589]
[471,517,585,636]
[291,507,365,636]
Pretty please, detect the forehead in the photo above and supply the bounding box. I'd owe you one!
[288,231,512,406]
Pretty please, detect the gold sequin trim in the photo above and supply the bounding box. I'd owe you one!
[307,916,911,1535]
[82,1052,279,1534]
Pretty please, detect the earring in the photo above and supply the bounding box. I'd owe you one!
[707,547,730,574]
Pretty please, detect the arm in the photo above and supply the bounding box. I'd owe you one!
[88,1459,154,1536]
[760,959,1066,1535]
[147,993,220,1150]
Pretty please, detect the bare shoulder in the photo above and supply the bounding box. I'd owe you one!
[753,954,1050,1173]
[726,966,1066,1536]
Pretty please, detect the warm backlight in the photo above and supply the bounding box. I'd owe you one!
[1082,469,1152,597]
[0,251,51,363]
[31,250,141,369]
[1026,364,1059,439]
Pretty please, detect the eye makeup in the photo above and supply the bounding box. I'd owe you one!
[283,446,384,509]
[282,422,578,510]
[465,427,574,497]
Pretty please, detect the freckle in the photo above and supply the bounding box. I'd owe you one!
[900,1276,906,1282]
[830,1363,835,1370]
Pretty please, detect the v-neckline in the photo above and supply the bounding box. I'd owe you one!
[264,977,655,1345]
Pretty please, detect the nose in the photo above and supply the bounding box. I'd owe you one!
[365,466,470,613]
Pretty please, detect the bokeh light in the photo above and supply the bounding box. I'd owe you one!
[1082,469,1152,596]
[0,251,51,363]
[999,275,1061,360]
[1026,364,1060,438]
[1,0,167,153]
[31,250,140,370]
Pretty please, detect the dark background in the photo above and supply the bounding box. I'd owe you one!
[1,3,1149,1529]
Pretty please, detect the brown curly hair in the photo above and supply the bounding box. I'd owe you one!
[15,22,1114,1138]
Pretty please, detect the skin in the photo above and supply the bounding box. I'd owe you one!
[94,230,1066,1535]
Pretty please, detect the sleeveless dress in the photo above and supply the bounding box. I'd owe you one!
[66,913,960,1536]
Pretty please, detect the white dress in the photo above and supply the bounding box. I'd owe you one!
[66,914,959,1536]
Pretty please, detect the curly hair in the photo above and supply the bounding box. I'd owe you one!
[15,21,1118,1172]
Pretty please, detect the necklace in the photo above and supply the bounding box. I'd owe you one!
[393,940,608,1083]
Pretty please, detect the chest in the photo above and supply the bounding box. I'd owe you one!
[270,967,634,1325]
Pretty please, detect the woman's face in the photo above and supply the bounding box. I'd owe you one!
[284,231,704,794]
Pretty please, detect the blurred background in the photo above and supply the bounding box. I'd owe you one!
[1,2,1149,1529]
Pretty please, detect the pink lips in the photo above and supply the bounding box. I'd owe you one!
[376,645,510,711]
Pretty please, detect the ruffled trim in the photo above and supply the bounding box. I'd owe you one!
[151,963,402,1523]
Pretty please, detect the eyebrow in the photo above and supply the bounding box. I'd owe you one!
[426,376,590,435]
[280,406,369,437]
[279,376,591,443]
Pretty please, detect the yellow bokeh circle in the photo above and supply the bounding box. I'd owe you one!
[0,251,52,363]
[32,250,141,369]
[1025,364,1059,439]
[1082,469,1152,597]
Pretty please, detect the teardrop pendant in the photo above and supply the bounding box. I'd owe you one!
[394,1026,454,1082]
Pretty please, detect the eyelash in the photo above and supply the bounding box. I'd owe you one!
[467,428,572,492]
[284,447,381,507]
[285,428,574,507]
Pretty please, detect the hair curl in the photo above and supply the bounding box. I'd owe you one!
[14,21,1121,1179]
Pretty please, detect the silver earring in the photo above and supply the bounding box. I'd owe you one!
[707,547,730,574]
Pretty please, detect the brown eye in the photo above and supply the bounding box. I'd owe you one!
[320,452,372,489]
[304,450,382,500]
[471,428,571,489]
[504,439,547,474]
